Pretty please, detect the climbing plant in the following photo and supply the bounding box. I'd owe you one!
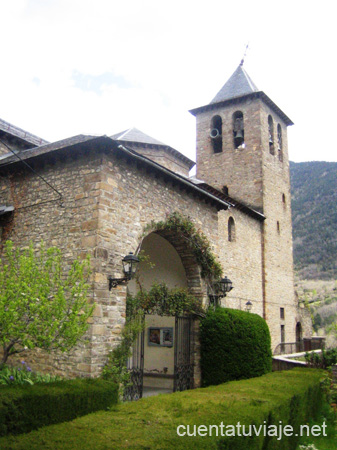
[126,282,205,318]
[143,212,223,280]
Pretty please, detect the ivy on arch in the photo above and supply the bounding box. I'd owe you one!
[142,212,223,281]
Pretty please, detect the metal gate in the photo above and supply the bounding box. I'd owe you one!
[173,316,194,392]
[124,315,194,400]
[123,329,144,402]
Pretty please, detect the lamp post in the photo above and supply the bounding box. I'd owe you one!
[245,300,253,312]
[108,252,140,290]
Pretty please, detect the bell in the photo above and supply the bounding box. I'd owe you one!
[210,128,221,139]
[234,130,244,146]
[235,130,243,139]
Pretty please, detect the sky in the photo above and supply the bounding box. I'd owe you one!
[0,0,336,165]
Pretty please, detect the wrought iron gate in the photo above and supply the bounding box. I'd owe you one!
[173,316,194,392]
[124,315,194,400]
[123,329,144,402]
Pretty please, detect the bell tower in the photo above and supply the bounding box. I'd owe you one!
[190,62,293,212]
[190,63,301,349]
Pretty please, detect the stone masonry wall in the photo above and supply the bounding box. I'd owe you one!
[0,148,104,377]
[0,144,222,379]
[196,98,264,210]
[259,102,302,351]
[89,149,220,376]
[125,144,192,177]
[217,208,264,318]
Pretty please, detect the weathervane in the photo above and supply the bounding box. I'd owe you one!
[240,43,250,66]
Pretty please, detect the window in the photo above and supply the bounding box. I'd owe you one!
[210,115,222,153]
[282,193,286,205]
[228,217,236,242]
[222,186,229,196]
[277,124,283,162]
[277,221,280,234]
[233,111,245,149]
[268,115,274,155]
[280,307,285,320]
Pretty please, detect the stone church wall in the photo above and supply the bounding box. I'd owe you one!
[0,149,103,377]
[0,146,222,377]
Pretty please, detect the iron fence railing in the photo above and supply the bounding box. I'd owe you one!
[273,338,325,356]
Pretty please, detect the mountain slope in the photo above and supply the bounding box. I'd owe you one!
[290,161,337,280]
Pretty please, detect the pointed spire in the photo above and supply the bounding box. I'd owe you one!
[210,64,259,105]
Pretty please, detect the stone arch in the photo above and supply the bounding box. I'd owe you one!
[126,227,208,393]
[130,229,207,306]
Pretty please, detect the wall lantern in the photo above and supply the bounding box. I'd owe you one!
[108,252,140,290]
[245,300,253,312]
[216,276,233,297]
[208,276,233,307]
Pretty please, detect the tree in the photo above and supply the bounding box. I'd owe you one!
[0,241,94,365]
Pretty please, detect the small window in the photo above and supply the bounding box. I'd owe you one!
[228,217,236,242]
[268,115,274,155]
[277,221,280,234]
[277,124,283,162]
[280,308,285,320]
[210,115,222,153]
[233,111,245,149]
[282,193,286,205]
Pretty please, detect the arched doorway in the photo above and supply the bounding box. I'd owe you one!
[126,231,206,400]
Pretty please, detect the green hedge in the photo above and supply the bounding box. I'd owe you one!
[200,307,272,386]
[0,369,326,450]
[0,378,118,437]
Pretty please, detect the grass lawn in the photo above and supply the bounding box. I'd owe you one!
[0,369,332,450]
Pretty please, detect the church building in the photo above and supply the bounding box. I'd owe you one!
[0,63,311,392]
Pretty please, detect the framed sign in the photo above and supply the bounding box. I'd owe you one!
[148,327,173,347]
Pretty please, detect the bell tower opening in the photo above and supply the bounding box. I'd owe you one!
[210,115,223,153]
[233,111,245,149]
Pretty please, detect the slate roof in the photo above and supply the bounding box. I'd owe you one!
[0,135,99,165]
[111,127,195,170]
[0,118,49,147]
[210,64,259,104]
[189,64,293,126]
[0,132,265,219]
[111,128,166,146]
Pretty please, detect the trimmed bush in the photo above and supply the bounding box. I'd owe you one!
[0,378,118,436]
[0,369,326,450]
[200,307,272,386]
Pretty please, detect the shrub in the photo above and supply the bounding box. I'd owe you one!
[0,378,118,436]
[200,307,272,386]
[305,348,337,369]
[0,369,326,450]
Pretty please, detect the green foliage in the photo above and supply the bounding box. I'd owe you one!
[290,161,337,280]
[0,361,62,386]
[143,212,222,280]
[0,240,94,365]
[200,307,272,386]
[0,378,118,437]
[0,369,325,450]
[103,283,203,391]
[305,348,337,369]
[126,282,205,317]
[101,313,144,390]
[312,313,322,332]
